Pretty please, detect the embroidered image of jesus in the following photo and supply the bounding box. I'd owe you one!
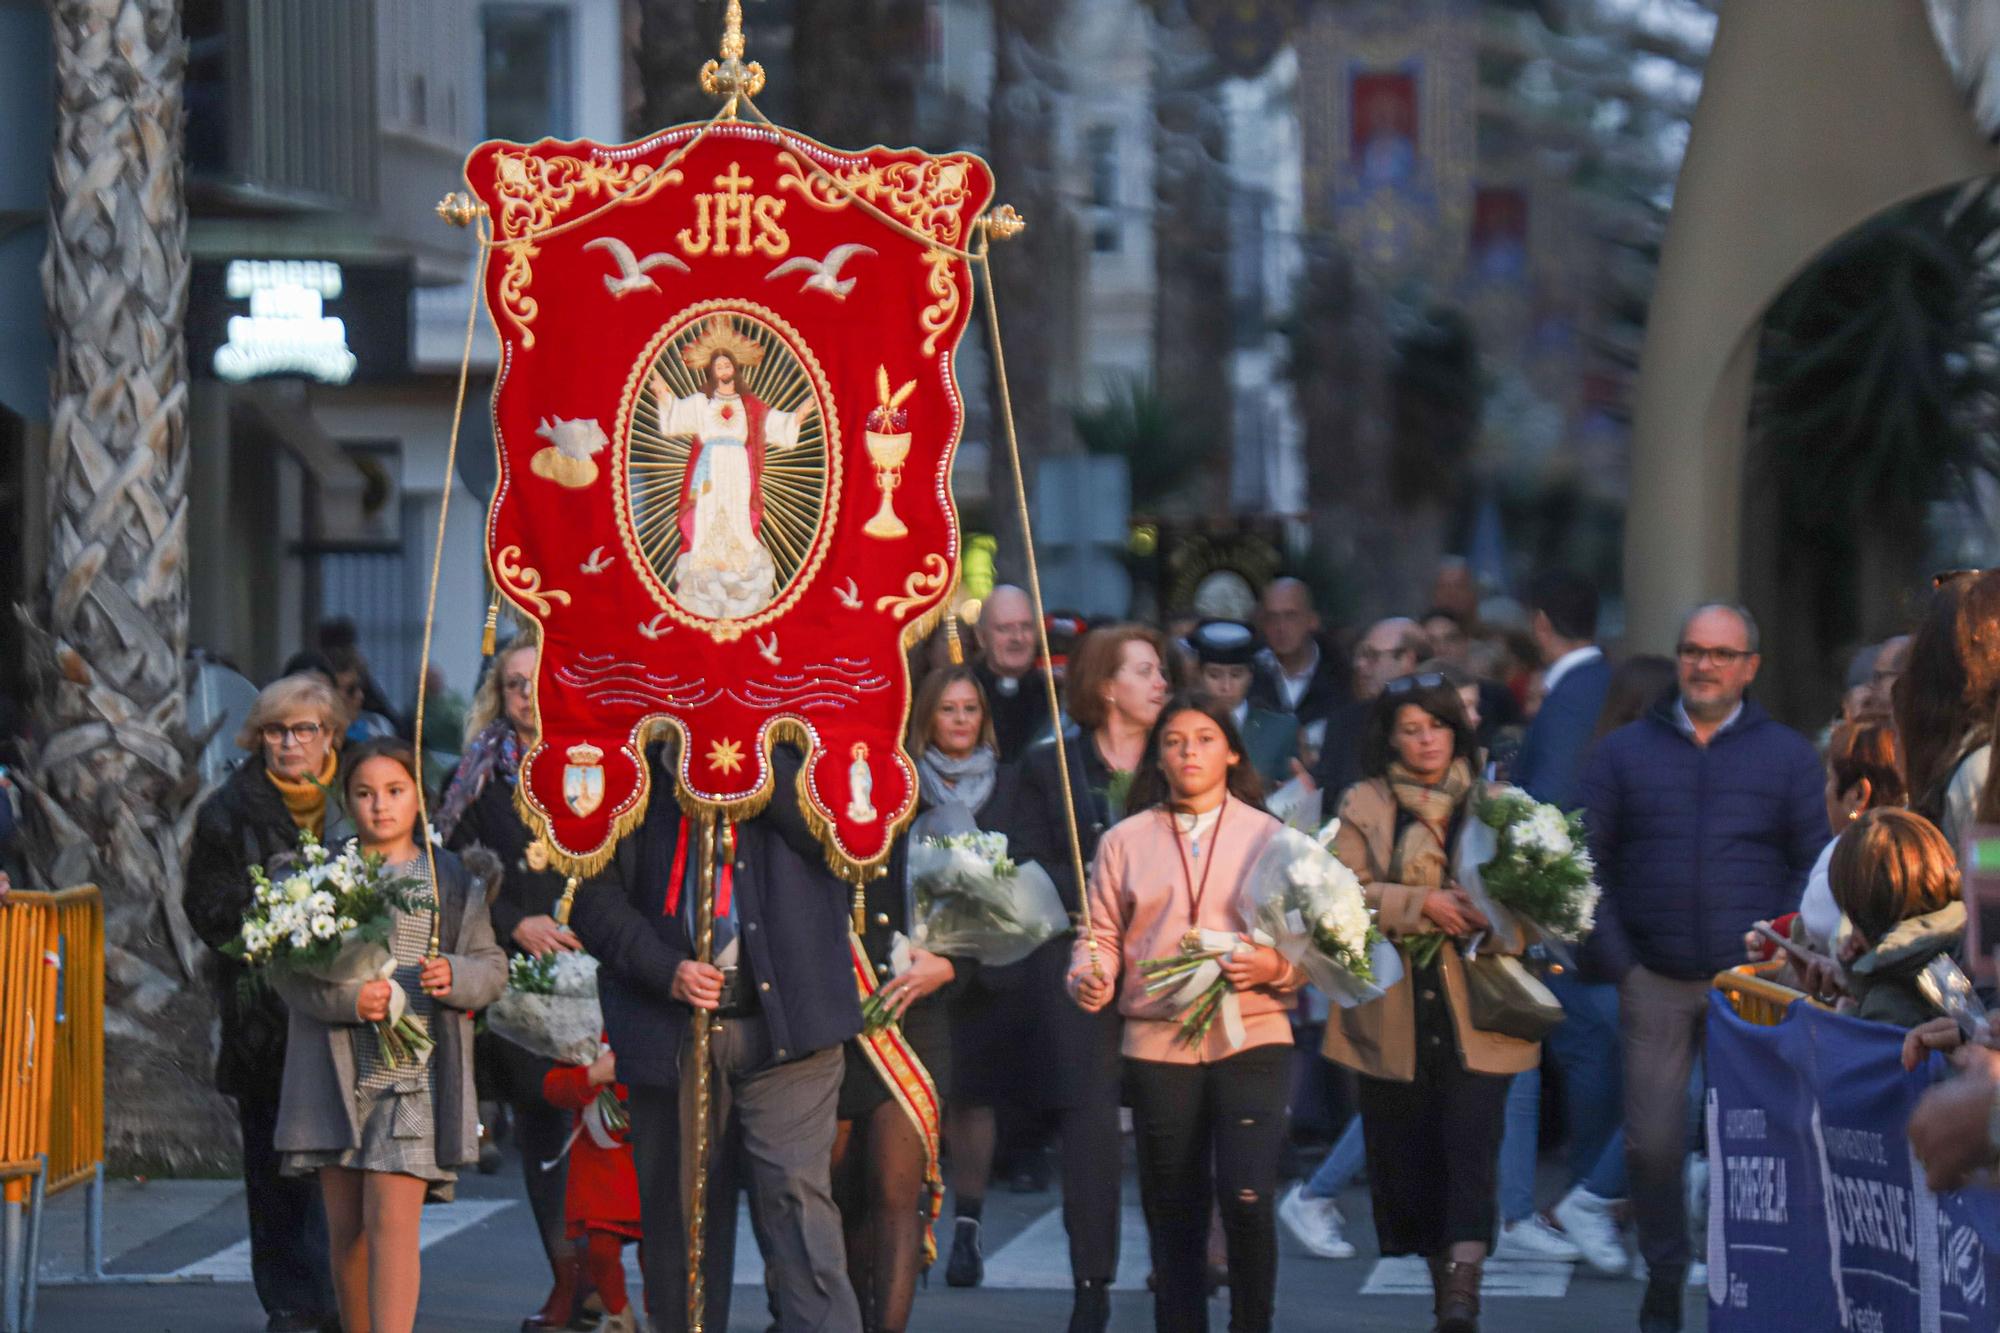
[641,314,821,620]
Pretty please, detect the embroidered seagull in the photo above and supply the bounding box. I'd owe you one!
[755,632,781,666]
[835,578,862,610]
[764,244,877,300]
[583,236,689,296]
[638,614,673,640]
[581,547,614,575]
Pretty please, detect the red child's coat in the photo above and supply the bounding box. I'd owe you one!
[541,1064,642,1240]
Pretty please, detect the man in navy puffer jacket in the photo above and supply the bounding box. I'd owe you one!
[1576,604,1823,1333]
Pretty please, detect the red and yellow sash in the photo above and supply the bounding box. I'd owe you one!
[847,934,945,1264]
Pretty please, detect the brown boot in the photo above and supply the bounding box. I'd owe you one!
[520,1244,583,1331]
[1435,1259,1482,1333]
[1426,1255,1452,1320]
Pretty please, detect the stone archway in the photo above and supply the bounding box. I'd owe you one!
[1623,0,2000,661]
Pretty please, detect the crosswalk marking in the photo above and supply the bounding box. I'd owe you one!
[978,1205,1152,1290]
[169,1200,514,1282]
[1359,1256,1572,1298]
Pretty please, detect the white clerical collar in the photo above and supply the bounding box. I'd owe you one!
[995,673,1020,697]
[1543,645,1602,695]
[1231,700,1250,729]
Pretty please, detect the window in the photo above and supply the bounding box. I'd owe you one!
[484,5,572,142]
[1087,124,1120,253]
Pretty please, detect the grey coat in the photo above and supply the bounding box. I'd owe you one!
[272,849,506,1168]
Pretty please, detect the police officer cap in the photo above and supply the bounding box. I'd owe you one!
[1189,619,1259,667]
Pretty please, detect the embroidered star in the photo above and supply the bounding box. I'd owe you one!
[707,737,745,775]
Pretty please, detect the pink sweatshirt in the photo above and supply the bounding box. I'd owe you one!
[1071,795,1299,1065]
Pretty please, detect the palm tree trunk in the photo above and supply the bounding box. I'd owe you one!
[629,0,727,135]
[28,0,226,1168]
[1148,0,1233,516]
[790,0,925,149]
[986,0,1081,578]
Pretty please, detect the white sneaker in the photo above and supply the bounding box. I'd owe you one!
[1553,1187,1629,1276]
[1278,1183,1356,1259]
[1495,1212,1583,1262]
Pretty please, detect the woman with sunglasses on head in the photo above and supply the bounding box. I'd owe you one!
[276,738,506,1333]
[1071,692,1298,1333]
[185,673,354,1333]
[438,625,586,1331]
[1320,673,1541,1333]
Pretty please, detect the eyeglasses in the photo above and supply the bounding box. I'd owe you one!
[502,675,534,698]
[1676,644,1751,667]
[1932,568,1993,589]
[261,722,324,745]
[1382,672,1447,696]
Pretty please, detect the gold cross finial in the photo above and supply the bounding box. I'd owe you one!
[700,0,767,102]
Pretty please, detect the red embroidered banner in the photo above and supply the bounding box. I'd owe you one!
[463,123,995,879]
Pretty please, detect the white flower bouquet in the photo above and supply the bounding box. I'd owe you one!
[1241,826,1401,1008]
[1455,785,1601,958]
[908,831,1068,968]
[225,830,436,1068]
[486,950,605,1067]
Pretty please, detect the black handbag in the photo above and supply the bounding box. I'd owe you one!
[1460,953,1565,1042]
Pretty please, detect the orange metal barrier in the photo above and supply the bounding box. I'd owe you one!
[1714,959,1818,1026]
[30,889,103,1202]
[0,893,63,1332]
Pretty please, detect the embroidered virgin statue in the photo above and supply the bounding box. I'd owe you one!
[646,314,818,619]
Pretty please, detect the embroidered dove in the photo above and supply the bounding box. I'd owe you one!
[638,614,673,640]
[764,244,877,300]
[835,578,863,610]
[756,633,781,666]
[581,546,614,575]
[536,417,608,461]
[584,236,689,296]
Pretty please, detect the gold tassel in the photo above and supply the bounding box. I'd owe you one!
[852,883,867,936]
[945,611,964,666]
[480,591,501,657]
[555,875,579,928]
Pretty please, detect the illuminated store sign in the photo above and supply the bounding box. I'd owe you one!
[213,260,357,383]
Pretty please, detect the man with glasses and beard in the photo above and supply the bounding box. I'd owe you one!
[1575,604,1824,1333]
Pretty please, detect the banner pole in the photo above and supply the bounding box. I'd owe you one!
[685,809,721,1332]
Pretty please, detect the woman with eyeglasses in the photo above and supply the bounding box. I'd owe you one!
[1320,674,1541,1333]
[185,673,353,1333]
[437,624,586,1331]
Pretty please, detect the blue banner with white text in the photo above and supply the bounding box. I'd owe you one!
[1707,992,2000,1331]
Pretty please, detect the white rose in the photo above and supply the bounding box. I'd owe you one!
[284,876,312,903]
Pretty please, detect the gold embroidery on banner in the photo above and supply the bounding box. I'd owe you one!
[495,544,573,617]
[774,150,974,354]
[490,150,679,348]
[874,553,950,621]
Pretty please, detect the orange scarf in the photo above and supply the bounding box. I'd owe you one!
[266,750,337,837]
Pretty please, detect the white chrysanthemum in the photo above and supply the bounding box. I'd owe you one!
[289,928,312,950]
[338,916,358,932]
[310,914,339,940]
[306,890,336,916]
[303,839,329,864]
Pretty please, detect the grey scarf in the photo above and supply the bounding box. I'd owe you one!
[917,745,998,823]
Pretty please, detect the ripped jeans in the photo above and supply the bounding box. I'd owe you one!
[1126,1045,1291,1333]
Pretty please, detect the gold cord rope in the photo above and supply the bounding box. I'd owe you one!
[416,217,494,954]
[971,230,1096,968]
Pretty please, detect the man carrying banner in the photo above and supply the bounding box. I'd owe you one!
[571,743,864,1332]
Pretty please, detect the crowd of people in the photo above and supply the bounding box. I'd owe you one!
[165,564,2000,1333]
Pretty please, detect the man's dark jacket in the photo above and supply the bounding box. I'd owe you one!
[1577,696,1825,983]
[1250,641,1349,730]
[974,659,1059,762]
[1514,652,1612,810]
[568,745,861,1087]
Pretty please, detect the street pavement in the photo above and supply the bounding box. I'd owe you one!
[31,1145,1707,1332]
